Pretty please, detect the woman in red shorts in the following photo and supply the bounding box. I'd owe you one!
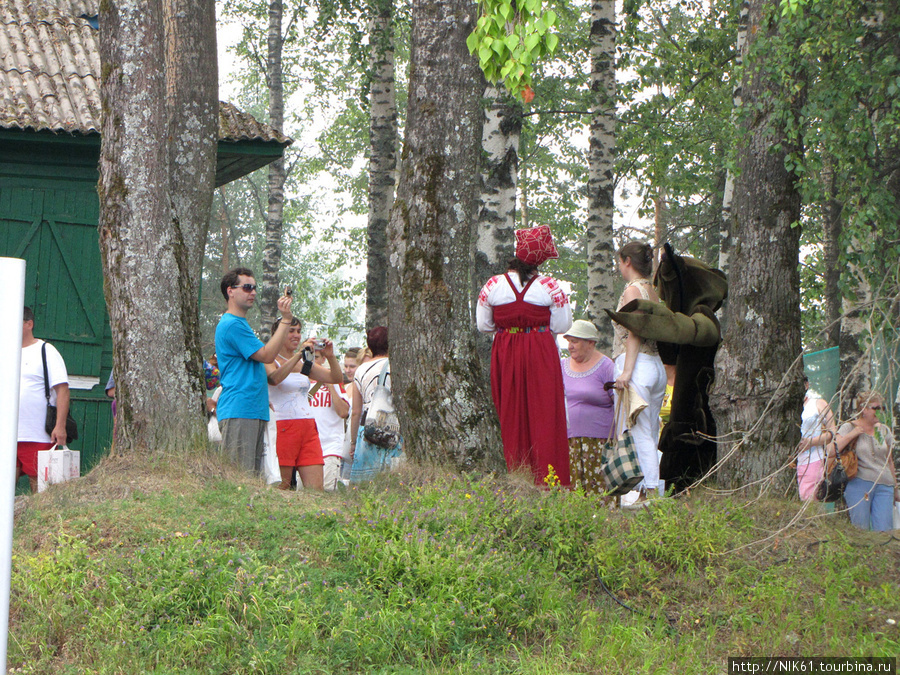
[266,318,343,490]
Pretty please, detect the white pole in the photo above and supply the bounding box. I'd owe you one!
[0,258,26,673]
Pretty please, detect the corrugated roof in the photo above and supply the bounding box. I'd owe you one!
[0,0,290,144]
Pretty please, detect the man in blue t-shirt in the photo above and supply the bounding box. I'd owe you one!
[215,267,294,474]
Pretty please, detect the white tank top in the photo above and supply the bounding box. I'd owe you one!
[267,358,313,421]
[797,396,826,466]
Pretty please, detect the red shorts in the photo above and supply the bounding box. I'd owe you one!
[17,441,54,478]
[275,419,323,467]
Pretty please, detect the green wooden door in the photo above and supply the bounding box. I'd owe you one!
[0,182,113,481]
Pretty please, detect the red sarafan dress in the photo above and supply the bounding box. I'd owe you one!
[477,272,573,486]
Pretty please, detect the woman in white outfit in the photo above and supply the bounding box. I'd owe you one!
[796,376,836,501]
[611,241,667,502]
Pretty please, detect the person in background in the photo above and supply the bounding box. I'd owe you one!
[611,241,667,504]
[266,319,343,490]
[833,391,898,531]
[342,347,360,385]
[215,268,294,475]
[795,376,837,501]
[477,225,573,487]
[561,320,615,494]
[349,327,400,482]
[311,350,351,490]
[17,306,70,493]
[105,372,116,415]
[204,353,220,391]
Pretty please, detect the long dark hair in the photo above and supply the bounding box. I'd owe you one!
[506,257,538,286]
[618,241,654,278]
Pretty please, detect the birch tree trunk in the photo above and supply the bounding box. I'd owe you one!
[709,0,804,491]
[259,0,287,340]
[473,84,520,373]
[386,0,504,472]
[839,265,871,418]
[718,0,750,276]
[585,0,617,350]
[98,0,215,452]
[821,162,842,349]
[365,0,398,329]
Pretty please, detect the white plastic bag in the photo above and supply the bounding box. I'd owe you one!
[208,416,222,443]
[36,445,80,492]
[363,361,400,449]
[893,502,900,531]
[262,418,282,485]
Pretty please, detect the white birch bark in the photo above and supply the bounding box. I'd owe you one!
[259,0,287,340]
[585,0,617,351]
[718,0,750,275]
[385,0,504,472]
[473,84,519,370]
[838,259,871,419]
[365,0,398,329]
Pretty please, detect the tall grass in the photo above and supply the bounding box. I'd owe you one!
[8,456,900,674]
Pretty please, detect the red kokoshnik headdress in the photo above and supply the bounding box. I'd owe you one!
[515,225,559,267]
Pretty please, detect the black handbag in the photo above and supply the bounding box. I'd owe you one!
[815,446,849,502]
[42,343,78,443]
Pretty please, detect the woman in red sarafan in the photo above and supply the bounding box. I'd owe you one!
[476,225,573,486]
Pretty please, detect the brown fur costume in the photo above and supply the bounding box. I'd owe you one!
[604,243,727,490]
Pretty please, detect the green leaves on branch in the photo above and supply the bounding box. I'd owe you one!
[466,0,560,101]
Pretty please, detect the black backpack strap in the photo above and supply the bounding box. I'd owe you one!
[41,342,51,404]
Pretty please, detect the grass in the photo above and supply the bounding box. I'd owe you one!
[8,450,900,674]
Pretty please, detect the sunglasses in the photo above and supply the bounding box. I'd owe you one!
[231,283,257,293]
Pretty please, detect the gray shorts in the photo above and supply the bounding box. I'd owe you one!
[219,418,267,474]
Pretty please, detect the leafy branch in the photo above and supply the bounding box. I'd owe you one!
[466,0,560,101]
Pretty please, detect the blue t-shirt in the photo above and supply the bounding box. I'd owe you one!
[215,313,268,421]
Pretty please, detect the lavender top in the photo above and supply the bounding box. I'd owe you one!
[561,355,616,439]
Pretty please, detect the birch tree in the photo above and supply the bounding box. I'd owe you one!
[709,0,804,490]
[387,0,504,472]
[365,0,398,328]
[473,85,520,370]
[718,0,750,276]
[257,0,288,340]
[584,0,616,348]
[99,0,217,451]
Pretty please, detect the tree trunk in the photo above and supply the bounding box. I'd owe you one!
[821,161,842,349]
[585,0,617,350]
[718,0,750,277]
[98,0,214,452]
[709,0,804,491]
[386,0,505,473]
[259,0,287,340]
[365,0,398,329]
[838,264,871,418]
[164,0,218,381]
[473,84,520,374]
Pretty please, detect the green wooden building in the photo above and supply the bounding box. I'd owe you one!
[0,0,290,478]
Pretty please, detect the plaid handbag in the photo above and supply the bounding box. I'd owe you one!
[600,394,644,496]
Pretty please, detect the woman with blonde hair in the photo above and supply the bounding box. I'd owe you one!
[833,391,898,531]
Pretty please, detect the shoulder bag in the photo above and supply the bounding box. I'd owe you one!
[42,343,78,443]
[600,392,644,496]
[363,361,400,449]
[815,435,857,502]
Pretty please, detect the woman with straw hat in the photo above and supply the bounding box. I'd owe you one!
[561,319,615,494]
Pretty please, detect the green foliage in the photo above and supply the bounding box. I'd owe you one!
[617,0,737,264]
[467,0,561,100]
[10,467,900,673]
